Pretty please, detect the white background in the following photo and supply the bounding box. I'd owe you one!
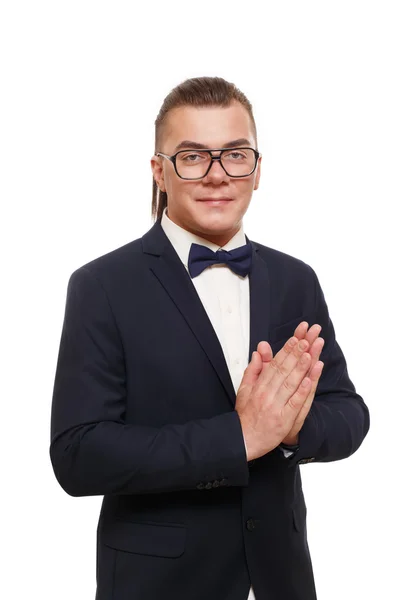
[1,1,399,598]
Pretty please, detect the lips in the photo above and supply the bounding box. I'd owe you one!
[197,197,232,201]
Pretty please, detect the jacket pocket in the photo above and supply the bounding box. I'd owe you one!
[102,518,187,558]
[269,315,307,345]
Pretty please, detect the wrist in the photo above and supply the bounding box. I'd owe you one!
[281,434,299,446]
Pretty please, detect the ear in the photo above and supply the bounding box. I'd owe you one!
[150,155,166,192]
[253,155,262,191]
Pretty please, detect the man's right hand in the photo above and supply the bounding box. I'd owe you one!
[235,336,323,461]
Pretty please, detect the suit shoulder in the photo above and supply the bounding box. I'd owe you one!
[252,240,315,278]
[69,237,144,282]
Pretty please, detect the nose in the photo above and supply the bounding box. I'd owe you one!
[202,157,230,183]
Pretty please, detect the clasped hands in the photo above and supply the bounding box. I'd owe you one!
[235,322,325,461]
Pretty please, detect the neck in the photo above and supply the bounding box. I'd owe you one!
[165,208,242,248]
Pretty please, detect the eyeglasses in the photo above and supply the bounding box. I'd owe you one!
[156,147,261,180]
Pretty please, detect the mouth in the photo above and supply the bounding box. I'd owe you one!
[196,197,233,205]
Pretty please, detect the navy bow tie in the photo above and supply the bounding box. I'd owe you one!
[188,240,253,278]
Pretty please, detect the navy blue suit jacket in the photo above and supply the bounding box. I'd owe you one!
[50,217,369,600]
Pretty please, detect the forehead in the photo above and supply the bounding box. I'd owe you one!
[162,101,255,151]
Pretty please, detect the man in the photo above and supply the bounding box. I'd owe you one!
[50,76,369,600]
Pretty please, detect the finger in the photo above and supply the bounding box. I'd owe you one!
[288,322,324,378]
[240,350,264,389]
[294,322,322,347]
[253,336,299,387]
[293,321,309,340]
[305,359,324,406]
[290,361,324,428]
[307,337,325,375]
[306,325,322,348]
[257,341,273,365]
[255,336,299,388]
[273,325,322,372]
[284,374,312,414]
[259,338,310,395]
[276,349,312,405]
[263,335,299,371]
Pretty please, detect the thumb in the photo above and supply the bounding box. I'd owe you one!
[236,352,263,410]
[257,340,273,365]
[241,351,263,387]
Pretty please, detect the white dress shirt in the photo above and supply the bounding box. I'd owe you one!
[161,206,288,600]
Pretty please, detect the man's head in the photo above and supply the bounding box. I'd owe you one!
[151,77,262,246]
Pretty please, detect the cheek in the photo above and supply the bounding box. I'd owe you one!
[165,173,183,198]
[235,181,255,201]
[166,178,195,205]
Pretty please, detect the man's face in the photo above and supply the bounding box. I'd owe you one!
[151,101,262,246]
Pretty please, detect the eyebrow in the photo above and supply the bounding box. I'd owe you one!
[174,138,252,152]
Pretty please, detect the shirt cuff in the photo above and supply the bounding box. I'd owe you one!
[279,442,299,458]
[279,446,295,458]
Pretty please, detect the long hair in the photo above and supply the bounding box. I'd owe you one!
[152,76,257,222]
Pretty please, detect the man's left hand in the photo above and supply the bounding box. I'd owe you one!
[256,322,325,446]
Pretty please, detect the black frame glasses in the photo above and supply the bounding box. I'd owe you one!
[156,147,261,180]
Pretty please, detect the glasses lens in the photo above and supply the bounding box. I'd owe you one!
[175,149,256,179]
[221,148,256,176]
[176,151,212,179]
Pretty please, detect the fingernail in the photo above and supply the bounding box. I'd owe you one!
[300,353,310,365]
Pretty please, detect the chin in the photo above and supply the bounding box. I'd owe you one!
[195,214,235,228]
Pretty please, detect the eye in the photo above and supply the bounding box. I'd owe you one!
[226,151,247,160]
[180,153,207,162]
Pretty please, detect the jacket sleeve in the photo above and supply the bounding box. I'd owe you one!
[49,266,249,497]
[288,266,370,467]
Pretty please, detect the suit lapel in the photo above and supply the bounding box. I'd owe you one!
[141,219,271,409]
[247,245,272,363]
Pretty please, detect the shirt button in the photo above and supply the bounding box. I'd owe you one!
[235,358,240,365]
[227,306,232,314]
[246,519,256,531]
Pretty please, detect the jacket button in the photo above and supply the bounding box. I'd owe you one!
[298,457,315,464]
[220,478,228,486]
[205,482,213,490]
[212,480,220,488]
[246,519,256,531]
[196,482,205,490]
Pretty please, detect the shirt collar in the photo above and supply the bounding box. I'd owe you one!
[160,206,247,268]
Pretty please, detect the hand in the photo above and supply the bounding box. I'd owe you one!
[256,322,325,445]
[235,336,317,461]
